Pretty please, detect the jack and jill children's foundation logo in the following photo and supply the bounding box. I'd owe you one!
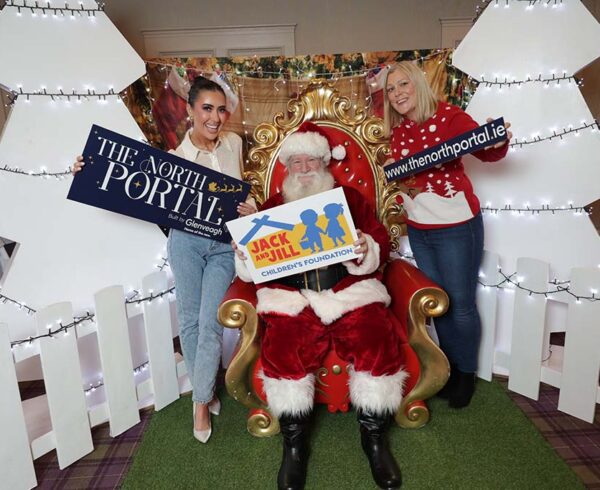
[227,188,360,284]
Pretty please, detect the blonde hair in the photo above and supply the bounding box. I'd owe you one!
[383,61,438,137]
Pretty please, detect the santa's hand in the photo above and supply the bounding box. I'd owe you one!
[232,241,247,260]
[71,155,85,175]
[353,229,368,260]
[237,201,257,217]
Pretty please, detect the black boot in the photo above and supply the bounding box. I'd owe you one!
[436,364,457,400]
[277,413,310,490]
[357,410,402,489]
[448,370,476,408]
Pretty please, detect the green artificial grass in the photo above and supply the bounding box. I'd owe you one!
[122,380,582,489]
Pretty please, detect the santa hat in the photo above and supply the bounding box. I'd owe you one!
[278,121,346,166]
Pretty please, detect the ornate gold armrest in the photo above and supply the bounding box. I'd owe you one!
[384,259,450,429]
[218,279,280,436]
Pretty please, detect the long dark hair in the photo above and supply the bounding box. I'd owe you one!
[188,76,225,106]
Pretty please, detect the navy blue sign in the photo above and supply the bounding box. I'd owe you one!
[67,125,250,243]
[384,117,507,182]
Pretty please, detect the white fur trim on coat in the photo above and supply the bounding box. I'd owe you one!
[260,371,315,418]
[278,131,332,166]
[349,367,409,415]
[256,287,309,316]
[343,233,380,276]
[301,278,390,325]
[234,254,253,282]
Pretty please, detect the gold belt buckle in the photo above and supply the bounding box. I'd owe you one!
[301,269,322,292]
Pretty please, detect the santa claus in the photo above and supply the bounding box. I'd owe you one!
[233,121,406,490]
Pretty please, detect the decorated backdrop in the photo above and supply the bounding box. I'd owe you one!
[123,48,475,153]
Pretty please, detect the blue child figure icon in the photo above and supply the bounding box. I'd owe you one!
[299,209,325,253]
[323,202,346,247]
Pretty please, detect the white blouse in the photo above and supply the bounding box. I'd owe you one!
[170,130,244,180]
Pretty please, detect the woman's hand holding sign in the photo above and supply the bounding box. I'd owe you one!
[72,155,85,175]
[485,118,513,150]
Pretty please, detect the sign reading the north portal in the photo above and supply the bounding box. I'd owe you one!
[67,125,250,243]
[227,188,360,284]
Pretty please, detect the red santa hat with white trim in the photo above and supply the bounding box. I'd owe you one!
[278,121,346,166]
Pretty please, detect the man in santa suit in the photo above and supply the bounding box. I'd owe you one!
[234,122,406,490]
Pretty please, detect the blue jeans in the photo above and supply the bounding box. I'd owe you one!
[167,229,235,403]
[407,213,484,373]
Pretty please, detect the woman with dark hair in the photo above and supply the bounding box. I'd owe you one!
[383,61,512,408]
[74,76,255,442]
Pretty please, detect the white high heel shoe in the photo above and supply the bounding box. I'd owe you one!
[193,403,212,443]
[208,396,221,416]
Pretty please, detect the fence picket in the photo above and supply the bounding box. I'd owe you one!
[36,302,93,468]
[94,285,140,436]
[558,267,600,423]
[141,272,179,410]
[508,258,549,399]
[0,324,37,490]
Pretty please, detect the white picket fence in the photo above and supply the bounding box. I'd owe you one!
[2,257,600,488]
[0,270,191,490]
[477,252,600,423]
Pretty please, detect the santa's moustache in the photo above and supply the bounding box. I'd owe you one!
[282,168,335,202]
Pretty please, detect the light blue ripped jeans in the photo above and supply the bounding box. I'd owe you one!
[167,229,235,404]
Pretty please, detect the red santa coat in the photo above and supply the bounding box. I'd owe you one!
[391,102,509,229]
[236,185,392,324]
[235,185,407,417]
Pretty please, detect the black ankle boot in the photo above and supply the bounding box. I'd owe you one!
[448,370,476,408]
[357,410,402,489]
[436,364,457,400]
[277,413,310,490]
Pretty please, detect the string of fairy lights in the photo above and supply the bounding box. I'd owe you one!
[84,360,149,396]
[479,269,599,303]
[144,49,453,80]
[396,254,599,302]
[3,0,106,16]
[6,87,123,105]
[4,282,175,348]
[474,0,564,23]
[509,121,599,148]
[478,73,579,88]
[480,203,591,216]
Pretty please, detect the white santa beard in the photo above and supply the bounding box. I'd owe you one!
[282,168,335,202]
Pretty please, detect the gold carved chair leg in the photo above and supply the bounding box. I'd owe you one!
[218,290,280,437]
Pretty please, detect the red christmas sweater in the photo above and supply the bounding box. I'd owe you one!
[391,101,508,229]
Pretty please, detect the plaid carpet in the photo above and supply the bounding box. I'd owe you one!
[19,380,152,490]
[19,377,600,488]
[502,379,600,489]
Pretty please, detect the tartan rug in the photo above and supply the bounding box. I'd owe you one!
[502,379,600,489]
[19,380,152,490]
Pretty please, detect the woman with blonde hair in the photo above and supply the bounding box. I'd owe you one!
[384,61,512,408]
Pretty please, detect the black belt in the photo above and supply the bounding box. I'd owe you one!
[276,263,349,292]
